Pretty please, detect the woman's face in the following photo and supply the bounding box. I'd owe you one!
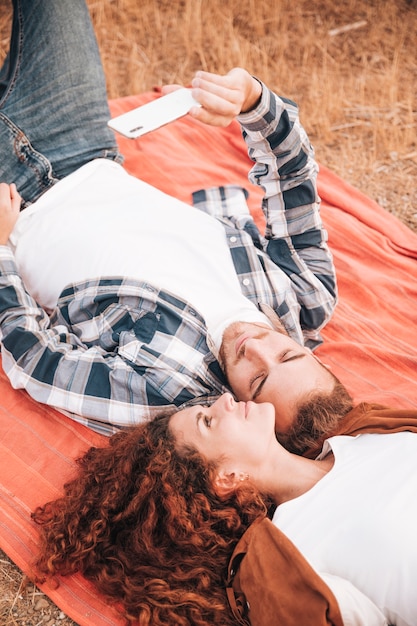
[169,393,277,475]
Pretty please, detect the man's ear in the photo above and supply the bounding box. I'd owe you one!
[214,468,248,497]
[312,353,332,370]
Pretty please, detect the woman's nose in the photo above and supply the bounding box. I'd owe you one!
[215,392,236,412]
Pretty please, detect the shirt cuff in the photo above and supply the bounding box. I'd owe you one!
[192,185,250,219]
[237,78,279,129]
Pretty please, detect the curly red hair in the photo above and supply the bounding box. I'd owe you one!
[32,413,268,625]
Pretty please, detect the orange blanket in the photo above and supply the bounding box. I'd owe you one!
[1,92,416,625]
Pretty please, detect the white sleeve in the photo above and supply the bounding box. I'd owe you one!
[320,573,389,626]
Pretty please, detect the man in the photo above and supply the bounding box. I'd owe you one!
[0,0,341,439]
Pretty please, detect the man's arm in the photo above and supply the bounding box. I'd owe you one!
[0,247,157,433]
[237,81,337,336]
[0,247,226,433]
[187,69,337,341]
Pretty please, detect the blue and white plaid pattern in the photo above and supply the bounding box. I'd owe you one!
[0,84,337,435]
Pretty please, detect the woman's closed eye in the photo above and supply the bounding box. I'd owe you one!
[203,414,212,428]
[196,412,213,428]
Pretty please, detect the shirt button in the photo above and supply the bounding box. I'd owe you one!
[230,236,237,243]
[242,278,250,286]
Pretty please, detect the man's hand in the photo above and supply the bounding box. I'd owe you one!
[162,68,262,127]
[0,183,21,245]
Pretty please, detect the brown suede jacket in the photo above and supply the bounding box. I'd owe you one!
[229,403,417,626]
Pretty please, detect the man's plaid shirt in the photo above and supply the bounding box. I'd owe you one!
[0,83,337,435]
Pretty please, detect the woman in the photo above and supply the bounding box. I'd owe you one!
[32,408,268,626]
[33,393,417,625]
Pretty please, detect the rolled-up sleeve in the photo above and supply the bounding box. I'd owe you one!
[238,83,337,340]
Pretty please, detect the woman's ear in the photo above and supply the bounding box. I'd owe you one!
[214,469,249,497]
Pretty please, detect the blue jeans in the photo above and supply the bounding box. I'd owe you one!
[0,0,122,207]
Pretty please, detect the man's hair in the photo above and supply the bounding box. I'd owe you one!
[279,377,354,456]
[32,413,268,626]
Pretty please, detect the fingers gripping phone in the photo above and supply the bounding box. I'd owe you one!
[107,88,200,139]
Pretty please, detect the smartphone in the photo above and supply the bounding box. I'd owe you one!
[107,88,200,139]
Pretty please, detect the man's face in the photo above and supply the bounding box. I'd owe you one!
[219,321,336,435]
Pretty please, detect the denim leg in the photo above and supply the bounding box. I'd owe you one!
[0,0,122,206]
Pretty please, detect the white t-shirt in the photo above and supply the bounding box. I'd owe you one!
[273,432,417,626]
[9,159,270,348]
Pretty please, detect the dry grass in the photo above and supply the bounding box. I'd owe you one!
[86,0,417,230]
[1,0,417,228]
[0,0,416,623]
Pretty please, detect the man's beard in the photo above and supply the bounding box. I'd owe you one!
[277,381,354,456]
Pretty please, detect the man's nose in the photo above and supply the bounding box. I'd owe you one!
[244,338,270,363]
